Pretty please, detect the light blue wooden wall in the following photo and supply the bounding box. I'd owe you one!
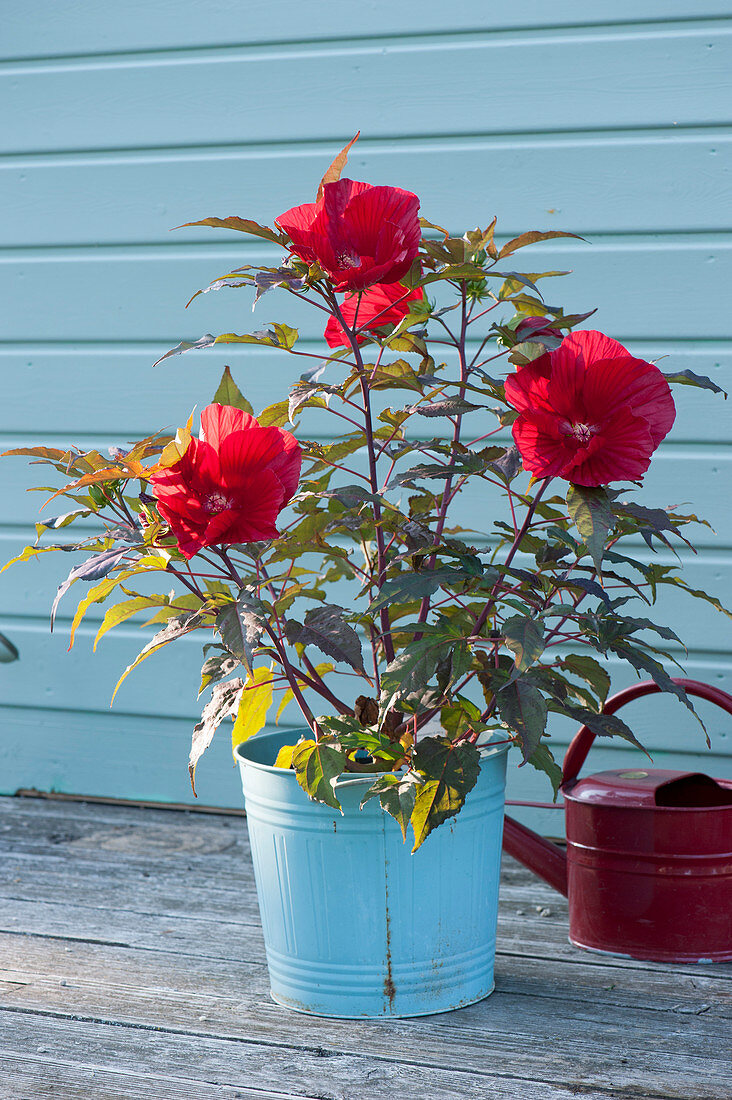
[1,3,731,828]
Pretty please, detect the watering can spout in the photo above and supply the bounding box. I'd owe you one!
[503,815,568,896]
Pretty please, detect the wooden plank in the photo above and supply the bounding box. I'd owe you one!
[0,1014,661,1100]
[2,947,730,1094]
[2,438,730,548]
[0,790,730,1100]
[1,1043,312,1100]
[0,340,729,439]
[2,238,731,342]
[1,605,732,732]
[3,841,732,1004]
[2,132,730,247]
[2,25,731,156]
[4,2,731,61]
[3,925,730,1021]
[1,800,731,984]
[4,527,732,658]
[1,904,730,1094]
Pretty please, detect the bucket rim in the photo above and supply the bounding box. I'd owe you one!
[235,726,511,783]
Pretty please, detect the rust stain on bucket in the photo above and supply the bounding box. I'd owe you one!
[383,870,396,1007]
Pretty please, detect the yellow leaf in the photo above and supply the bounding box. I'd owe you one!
[0,544,56,576]
[275,662,333,724]
[274,744,297,770]
[158,409,195,468]
[232,666,274,756]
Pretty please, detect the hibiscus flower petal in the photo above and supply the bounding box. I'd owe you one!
[200,404,256,447]
[504,354,554,414]
[268,429,302,505]
[580,356,676,448]
[324,283,424,347]
[561,329,632,368]
[344,186,420,256]
[322,178,372,222]
[209,467,285,543]
[274,200,322,262]
[512,413,578,478]
[218,425,295,483]
[567,408,655,486]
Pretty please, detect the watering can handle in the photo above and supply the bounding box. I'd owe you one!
[562,677,732,786]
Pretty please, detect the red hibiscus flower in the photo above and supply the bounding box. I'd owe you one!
[504,330,675,487]
[324,282,426,348]
[276,178,421,292]
[150,404,301,559]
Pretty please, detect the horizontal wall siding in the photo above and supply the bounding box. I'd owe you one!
[1,5,731,827]
[3,25,731,154]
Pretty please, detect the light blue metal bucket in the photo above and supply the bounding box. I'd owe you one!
[236,729,509,1018]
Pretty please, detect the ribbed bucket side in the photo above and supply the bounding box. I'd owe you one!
[237,730,508,1017]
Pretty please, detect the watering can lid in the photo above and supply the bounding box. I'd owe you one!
[564,769,732,808]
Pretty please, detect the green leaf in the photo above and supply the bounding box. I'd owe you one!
[566,485,614,574]
[508,340,549,366]
[368,359,424,393]
[257,399,291,427]
[440,697,483,740]
[558,654,610,707]
[369,567,471,614]
[668,578,732,620]
[152,334,216,367]
[51,547,130,629]
[503,615,545,672]
[360,773,417,842]
[212,366,253,414]
[610,642,705,737]
[662,369,726,398]
[35,508,92,539]
[0,545,58,576]
[216,590,266,674]
[410,737,480,851]
[420,263,487,286]
[112,611,203,705]
[498,229,584,259]
[212,325,299,351]
[496,676,548,762]
[199,648,240,696]
[416,397,480,418]
[67,556,170,649]
[189,678,244,794]
[93,595,167,650]
[559,705,646,753]
[292,737,348,811]
[526,742,562,797]
[176,215,287,246]
[379,637,448,714]
[285,604,364,673]
[275,661,333,723]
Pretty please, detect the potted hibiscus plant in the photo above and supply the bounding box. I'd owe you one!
[4,135,726,1017]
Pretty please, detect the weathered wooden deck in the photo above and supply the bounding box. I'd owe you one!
[0,794,729,1100]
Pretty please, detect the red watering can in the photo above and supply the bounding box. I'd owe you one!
[503,678,732,963]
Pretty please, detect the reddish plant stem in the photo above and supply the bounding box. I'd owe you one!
[327,292,395,664]
[472,477,552,639]
[415,284,469,630]
[217,548,318,732]
[301,652,354,716]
